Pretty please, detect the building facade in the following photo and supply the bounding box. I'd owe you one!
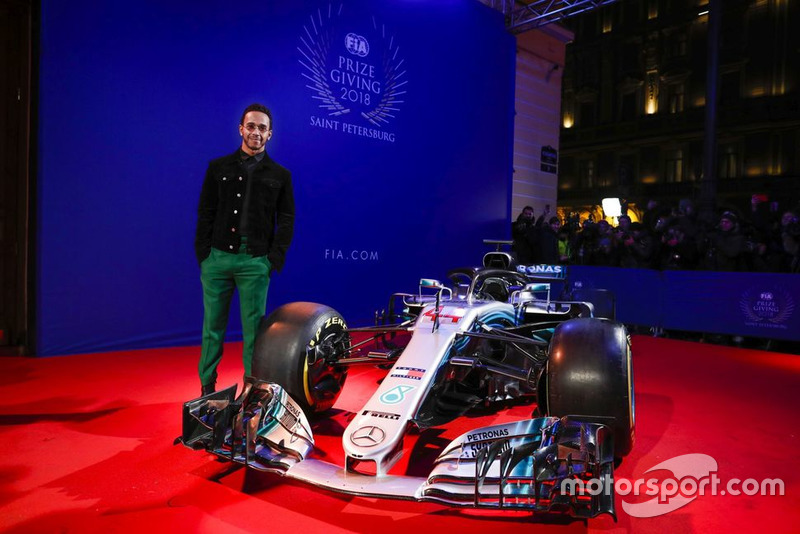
[557,0,799,222]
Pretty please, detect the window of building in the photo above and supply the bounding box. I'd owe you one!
[579,12,597,39]
[598,153,614,187]
[621,42,640,73]
[668,32,687,58]
[620,1,642,27]
[640,146,660,183]
[558,157,577,190]
[579,100,596,127]
[667,82,685,113]
[621,91,638,121]
[579,159,595,188]
[602,8,613,33]
[645,70,659,114]
[618,154,637,188]
[648,0,659,20]
[720,70,741,105]
[718,146,738,179]
[773,131,794,175]
[562,95,575,128]
[665,150,684,183]
[579,52,600,86]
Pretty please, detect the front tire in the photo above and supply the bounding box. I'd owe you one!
[544,318,635,457]
[251,302,349,414]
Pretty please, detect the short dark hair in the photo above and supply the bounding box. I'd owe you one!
[240,103,273,129]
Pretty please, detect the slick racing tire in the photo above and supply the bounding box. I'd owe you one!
[543,318,635,457]
[252,302,349,414]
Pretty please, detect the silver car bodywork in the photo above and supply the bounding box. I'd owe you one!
[180,289,617,519]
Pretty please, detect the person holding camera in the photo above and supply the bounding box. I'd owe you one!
[701,211,746,271]
[511,206,537,264]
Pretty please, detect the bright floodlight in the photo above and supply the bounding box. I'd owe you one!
[602,198,622,218]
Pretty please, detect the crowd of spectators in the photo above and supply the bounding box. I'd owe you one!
[512,196,800,273]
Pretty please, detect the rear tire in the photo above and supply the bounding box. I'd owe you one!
[544,318,635,457]
[252,302,349,414]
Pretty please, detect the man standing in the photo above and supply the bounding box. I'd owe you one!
[194,103,294,395]
[511,206,535,264]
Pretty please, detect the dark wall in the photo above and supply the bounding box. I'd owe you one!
[36,0,516,355]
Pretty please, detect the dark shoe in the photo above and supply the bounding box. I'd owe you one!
[201,383,215,396]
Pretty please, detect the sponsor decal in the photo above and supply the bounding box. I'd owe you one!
[464,439,511,459]
[279,409,298,432]
[283,398,301,418]
[515,264,566,278]
[466,428,510,442]
[455,428,513,459]
[308,315,346,348]
[739,288,795,330]
[379,384,414,405]
[277,391,305,442]
[390,367,425,381]
[299,3,408,143]
[350,425,386,447]
[362,410,401,421]
[422,307,465,324]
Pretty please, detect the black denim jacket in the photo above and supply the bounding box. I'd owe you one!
[195,149,294,272]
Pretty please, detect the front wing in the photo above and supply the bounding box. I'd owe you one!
[177,379,616,520]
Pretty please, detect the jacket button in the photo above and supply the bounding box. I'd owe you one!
[239,176,243,181]
[237,193,241,198]
[234,210,238,214]
[229,245,234,250]
[223,176,227,181]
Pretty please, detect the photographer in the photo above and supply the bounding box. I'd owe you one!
[618,222,655,268]
[536,216,563,264]
[511,206,536,264]
[700,211,747,272]
[571,217,599,265]
[659,225,698,270]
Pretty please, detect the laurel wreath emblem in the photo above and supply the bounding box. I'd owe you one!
[739,288,795,324]
[298,3,407,127]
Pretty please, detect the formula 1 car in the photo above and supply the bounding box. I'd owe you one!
[178,252,635,520]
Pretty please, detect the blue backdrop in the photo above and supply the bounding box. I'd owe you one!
[37,0,516,355]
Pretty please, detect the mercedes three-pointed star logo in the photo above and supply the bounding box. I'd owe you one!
[350,426,386,447]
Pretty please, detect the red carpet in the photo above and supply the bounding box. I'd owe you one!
[0,335,798,533]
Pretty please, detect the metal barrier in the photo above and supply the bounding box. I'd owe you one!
[566,266,800,341]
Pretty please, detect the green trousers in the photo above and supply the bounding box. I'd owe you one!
[199,243,271,387]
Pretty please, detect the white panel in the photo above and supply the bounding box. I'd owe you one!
[510,25,572,221]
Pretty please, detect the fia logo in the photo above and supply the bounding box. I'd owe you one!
[298,5,407,131]
[345,33,369,57]
[740,288,794,325]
